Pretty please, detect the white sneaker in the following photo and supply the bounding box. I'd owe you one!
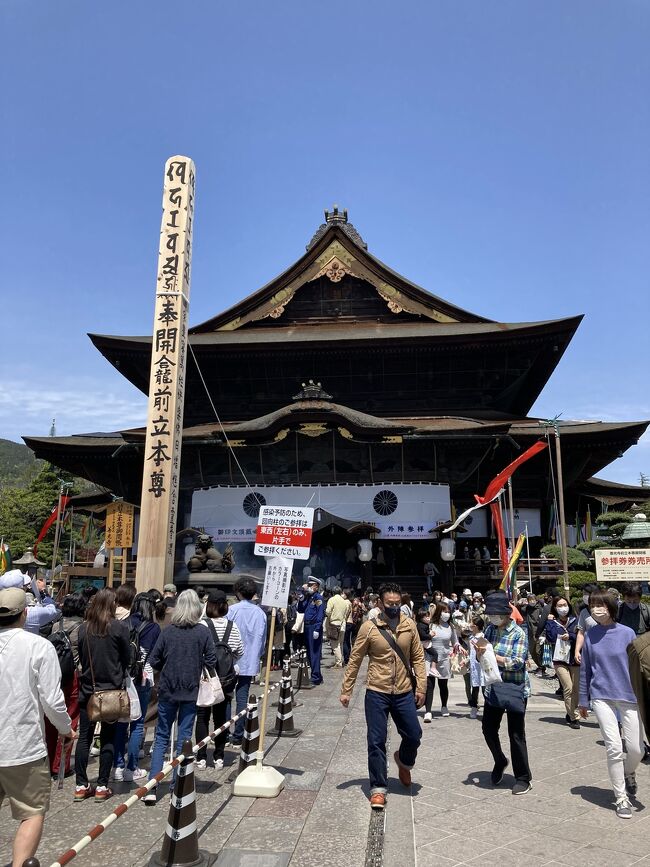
[423,712,432,723]
[214,758,224,770]
[441,706,450,717]
[470,707,478,719]
[110,767,124,782]
[195,759,207,770]
[123,768,147,782]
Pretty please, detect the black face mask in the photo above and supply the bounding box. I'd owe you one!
[384,605,401,619]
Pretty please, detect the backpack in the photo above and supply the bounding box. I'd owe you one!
[203,618,237,695]
[128,621,149,683]
[48,623,79,685]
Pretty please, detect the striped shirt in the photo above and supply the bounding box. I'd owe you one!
[200,616,244,661]
[485,620,531,698]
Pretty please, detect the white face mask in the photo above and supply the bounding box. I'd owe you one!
[440,612,451,622]
[556,606,569,617]
[582,594,590,605]
[591,607,609,623]
[487,614,505,626]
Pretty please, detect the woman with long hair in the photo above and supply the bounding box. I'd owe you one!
[196,589,244,770]
[144,590,216,804]
[579,590,645,819]
[423,602,458,722]
[75,588,130,803]
[111,592,161,782]
[545,595,580,728]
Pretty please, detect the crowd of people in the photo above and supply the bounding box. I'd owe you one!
[1,566,649,866]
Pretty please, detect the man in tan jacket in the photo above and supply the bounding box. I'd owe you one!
[340,582,426,810]
[325,587,351,668]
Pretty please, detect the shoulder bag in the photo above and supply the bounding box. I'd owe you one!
[486,681,526,714]
[85,631,130,723]
[375,624,417,693]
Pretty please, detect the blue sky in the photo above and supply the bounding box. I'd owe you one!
[2,1,649,485]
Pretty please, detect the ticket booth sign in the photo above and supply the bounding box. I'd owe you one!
[254,506,314,560]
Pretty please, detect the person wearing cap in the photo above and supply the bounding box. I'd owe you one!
[0,587,75,866]
[196,589,244,770]
[340,581,426,810]
[304,576,325,685]
[163,583,177,606]
[227,577,267,745]
[475,589,532,795]
[10,571,61,636]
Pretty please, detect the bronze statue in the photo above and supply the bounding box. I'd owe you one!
[187,533,223,573]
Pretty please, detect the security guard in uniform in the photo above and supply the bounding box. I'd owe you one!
[304,576,325,684]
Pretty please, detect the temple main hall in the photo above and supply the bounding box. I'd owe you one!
[24,208,648,588]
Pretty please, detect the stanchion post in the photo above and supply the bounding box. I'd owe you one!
[267,657,302,737]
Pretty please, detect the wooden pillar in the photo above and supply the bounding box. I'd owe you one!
[135,156,196,592]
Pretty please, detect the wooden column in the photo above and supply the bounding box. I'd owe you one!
[136,156,196,592]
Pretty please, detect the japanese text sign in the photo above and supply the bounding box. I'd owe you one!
[595,549,650,583]
[254,505,314,560]
[261,556,293,608]
[105,501,135,550]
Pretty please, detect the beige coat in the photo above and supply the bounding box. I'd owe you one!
[341,612,426,696]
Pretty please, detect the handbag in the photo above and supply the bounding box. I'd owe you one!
[85,632,130,723]
[327,621,341,641]
[375,625,417,693]
[486,681,526,714]
[196,667,225,707]
[291,612,305,634]
[124,676,142,722]
[450,646,469,676]
[553,636,571,664]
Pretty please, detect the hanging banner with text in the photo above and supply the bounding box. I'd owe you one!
[261,556,293,608]
[254,506,314,560]
[105,501,135,550]
[595,549,650,583]
[136,156,195,591]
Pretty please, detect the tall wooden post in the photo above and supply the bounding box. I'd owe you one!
[135,156,196,592]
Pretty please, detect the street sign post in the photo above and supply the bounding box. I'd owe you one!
[254,506,314,560]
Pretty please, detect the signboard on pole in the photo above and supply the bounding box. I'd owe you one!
[261,556,293,608]
[254,506,314,560]
[136,156,196,591]
[595,549,650,583]
[105,502,135,550]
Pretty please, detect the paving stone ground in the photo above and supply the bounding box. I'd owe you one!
[2,655,650,867]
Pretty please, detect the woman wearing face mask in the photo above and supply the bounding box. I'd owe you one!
[578,590,644,819]
[423,602,458,722]
[476,590,532,795]
[544,596,580,728]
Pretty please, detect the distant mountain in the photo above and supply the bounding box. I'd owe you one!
[0,438,43,489]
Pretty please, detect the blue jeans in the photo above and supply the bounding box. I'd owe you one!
[114,682,152,770]
[148,699,197,783]
[365,689,422,794]
[230,675,253,742]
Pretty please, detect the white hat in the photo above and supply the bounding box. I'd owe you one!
[463,588,472,595]
[0,569,27,590]
[473,591,482,599]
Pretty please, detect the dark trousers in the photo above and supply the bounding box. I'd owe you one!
[343,624,360,664]
[469,686,480,708]
[196,700,228,762]
[365,689,422,794]
[481,702,532,782]
[425,676,448,712]
[75,706,116,788]
[306,629,323,684]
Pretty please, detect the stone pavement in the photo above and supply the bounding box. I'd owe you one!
[2,657,649,867]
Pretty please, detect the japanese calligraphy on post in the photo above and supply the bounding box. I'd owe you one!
[261,556,293,609]
[105,501,134,550]
[254,506,314,560]
[595,549,650,583]
[136,155,195,591]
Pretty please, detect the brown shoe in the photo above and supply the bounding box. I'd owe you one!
[393,751,412,787]
[94,786,113,803]
[370,793,386,810]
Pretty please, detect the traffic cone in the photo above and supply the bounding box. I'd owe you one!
[267,660,302,737]
[274,657,302,708]
[236,695,260,777]
[295,648,313,691]
[150,740,214,867]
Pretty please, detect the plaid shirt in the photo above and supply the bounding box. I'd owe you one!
[485,620,531,698]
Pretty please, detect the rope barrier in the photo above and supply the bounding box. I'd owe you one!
[43,675,288,867]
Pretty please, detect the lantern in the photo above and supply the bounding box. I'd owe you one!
[358,538,373,562]
[440,537,456,562]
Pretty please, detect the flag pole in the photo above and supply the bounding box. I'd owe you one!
[524,521,533,595]
[50,483,65,574]
[553,424,570,598]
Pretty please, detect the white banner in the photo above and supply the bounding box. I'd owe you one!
[261,556,293,608]
[595,549,650,583]
[190,484,451,542]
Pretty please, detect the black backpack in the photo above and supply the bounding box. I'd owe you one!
[128,621,149,683]
[48,623,79,685]
[203,618,237,695]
